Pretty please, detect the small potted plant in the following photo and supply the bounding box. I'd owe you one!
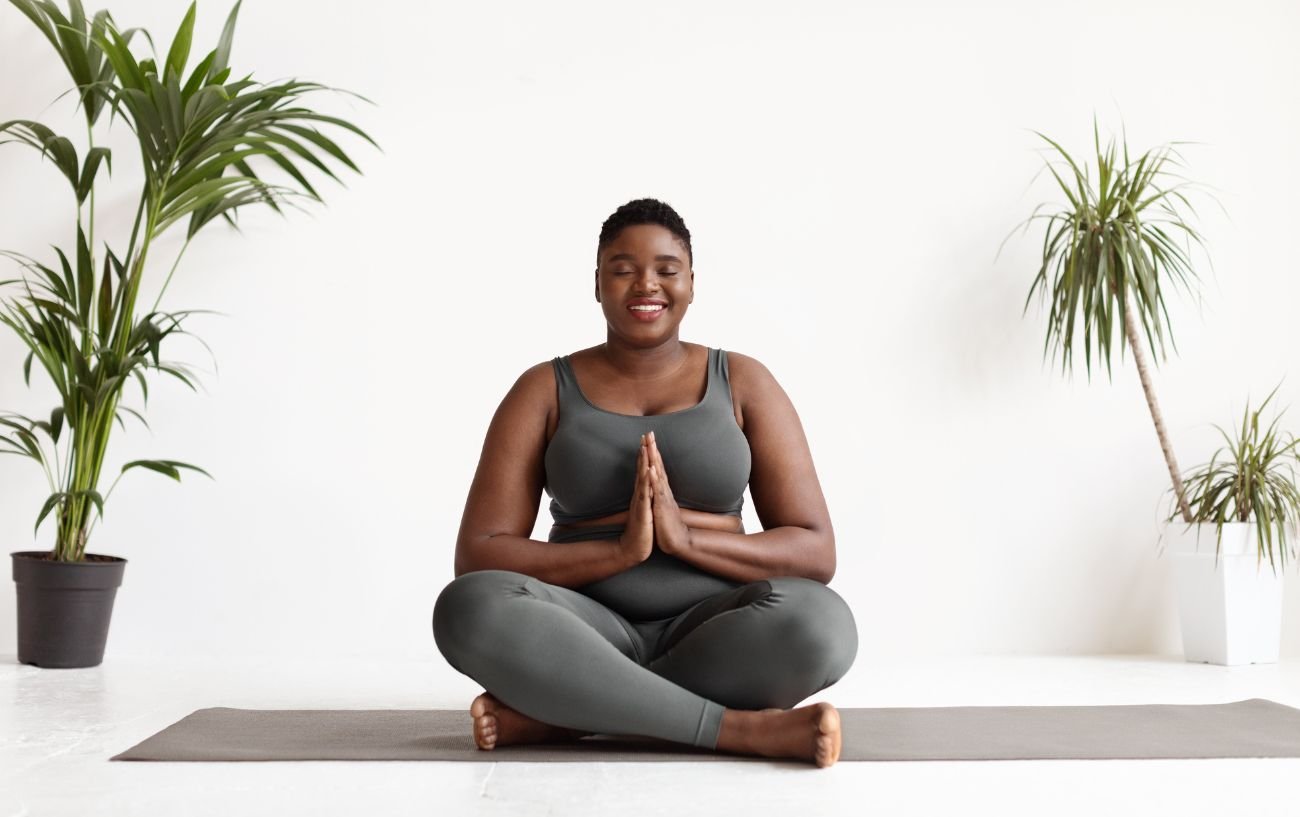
[1160,385,1300,665]
[1,0,373,667]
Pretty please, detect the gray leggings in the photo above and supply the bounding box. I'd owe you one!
[432,559,858,749]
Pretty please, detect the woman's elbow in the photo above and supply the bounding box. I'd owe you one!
[452,537,482,577]
[815,532,836,584]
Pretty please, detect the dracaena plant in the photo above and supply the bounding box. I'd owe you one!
[1003,121,1217,524]
[0,0,375,561]
[1164,384,1300,574]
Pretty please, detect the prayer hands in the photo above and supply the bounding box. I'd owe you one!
[617,434,656,565]
[618,430,738,566]
[642,430,693,557]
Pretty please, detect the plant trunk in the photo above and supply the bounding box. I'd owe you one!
[1123,290,1193,523]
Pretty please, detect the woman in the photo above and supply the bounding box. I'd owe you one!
[433,198,857,767]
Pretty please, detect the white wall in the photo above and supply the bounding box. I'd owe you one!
[1,0,1297,662]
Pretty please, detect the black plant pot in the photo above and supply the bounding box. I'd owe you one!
[11,550,127,668]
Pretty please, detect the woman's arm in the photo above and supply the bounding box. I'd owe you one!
[667,525,832,584]
[647,353,836,584]
[454,363,643,587]
[552,507,744,534]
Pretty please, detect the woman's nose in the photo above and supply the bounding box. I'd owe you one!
[633,271,660,292]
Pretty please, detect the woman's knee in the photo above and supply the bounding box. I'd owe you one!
[767,577,859,686]
[432,570,530,666]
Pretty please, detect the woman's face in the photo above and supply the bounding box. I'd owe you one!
[594,224,694,342]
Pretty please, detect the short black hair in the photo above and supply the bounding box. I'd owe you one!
[596,198,693,267]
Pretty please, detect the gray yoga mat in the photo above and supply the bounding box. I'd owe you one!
[110,698,1300,762]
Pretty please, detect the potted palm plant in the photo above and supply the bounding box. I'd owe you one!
[1004,121,1211,523]
[1,0,374,667]
[1161,385,1300,665]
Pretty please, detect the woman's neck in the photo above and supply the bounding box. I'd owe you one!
[598,336,691,381]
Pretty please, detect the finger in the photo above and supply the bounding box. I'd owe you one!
[650,448,671,495]
[649,432,668,474]
[652,465,669,498]
[642,439,654,485]
[636,434,649,482]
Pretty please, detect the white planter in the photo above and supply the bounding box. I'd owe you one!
[1165,522,1286,665]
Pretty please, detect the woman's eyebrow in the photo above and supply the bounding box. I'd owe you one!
[607,253,683,263]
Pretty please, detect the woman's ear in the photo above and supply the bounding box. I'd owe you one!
[594,269,600,302]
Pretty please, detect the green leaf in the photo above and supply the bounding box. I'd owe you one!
[181,48,216,99]
[51,3,95,98]
[210,0,242,80]
[49,406,64,443]
[122,458,212,481]
[116,405,150,430]
[0,120,80,191]
[0,417,43,463]
[164,2,197,82]
[73,488,106,522]
[132,368,149,406]
[76,146,111,203]
[52,245,76,305]
[86,9,116,124]
[96,254,113,340]
[75,225,93,327]
[156,363,199,391]
[35,491,68,536]
[96,23,146,92]
[9,0,61,51]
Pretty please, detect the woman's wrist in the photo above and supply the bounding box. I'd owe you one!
[680,509,744,533]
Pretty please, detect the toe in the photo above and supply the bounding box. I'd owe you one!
[474,720,498,750]
[815,734,835,767]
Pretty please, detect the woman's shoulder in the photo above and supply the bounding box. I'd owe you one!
[511,356,562,399]
[492,358,564,439]
[718,349,783,414]
[720,349,777,385]
[508,345,599,402]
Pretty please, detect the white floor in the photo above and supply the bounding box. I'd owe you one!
[2,652,1298,817]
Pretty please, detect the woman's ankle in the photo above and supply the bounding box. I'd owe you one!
[715,708,760,754]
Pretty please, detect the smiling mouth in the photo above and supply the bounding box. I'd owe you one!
[627,304,666,321]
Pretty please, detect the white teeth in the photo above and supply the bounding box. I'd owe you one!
[629,305,664,312]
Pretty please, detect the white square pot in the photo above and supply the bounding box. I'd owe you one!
[1165,522,1286,665]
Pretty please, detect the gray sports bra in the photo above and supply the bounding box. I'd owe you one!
[544,347,752,535]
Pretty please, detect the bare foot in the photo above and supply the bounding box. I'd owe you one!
[468,692,590,750]
[716,702,843,767]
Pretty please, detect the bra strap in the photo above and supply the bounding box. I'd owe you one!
[714,348,737,407]
[551,356,585,413]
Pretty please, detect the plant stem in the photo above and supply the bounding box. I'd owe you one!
[151,239,191,315]
[86,120,96,278]
[1123,288,1193,523]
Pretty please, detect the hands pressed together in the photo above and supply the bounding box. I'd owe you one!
[619,430,733,565]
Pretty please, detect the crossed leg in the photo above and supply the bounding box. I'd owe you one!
[432,570,858,765]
